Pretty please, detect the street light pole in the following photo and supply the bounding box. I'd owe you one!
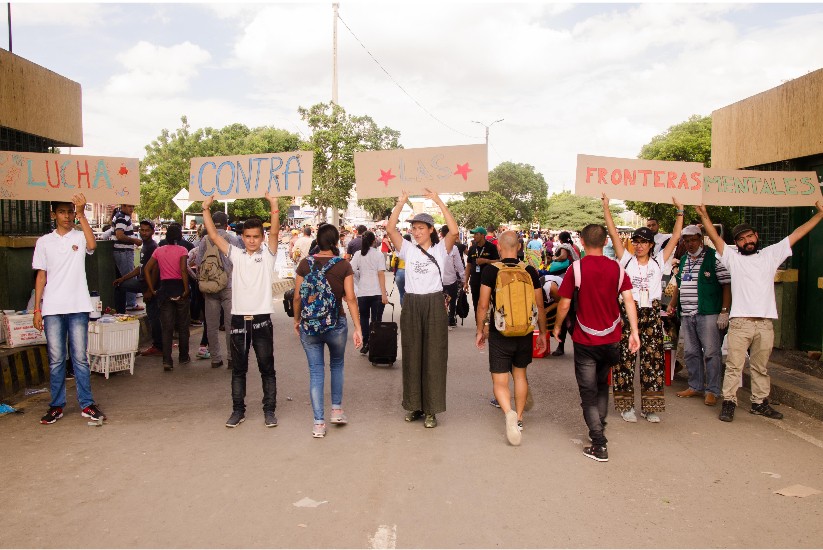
[472,118,504,145]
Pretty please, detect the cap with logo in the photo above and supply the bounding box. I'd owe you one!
[469,226,487,235]
[631,227,655,242]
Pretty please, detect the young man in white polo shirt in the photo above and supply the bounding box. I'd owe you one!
[33,194,106,424]
[201,192,280,428]
[696,202,823,422]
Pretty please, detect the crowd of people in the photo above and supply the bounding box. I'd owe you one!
[31,192,823,463]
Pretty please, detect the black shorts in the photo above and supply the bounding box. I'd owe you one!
[488,330,532,373]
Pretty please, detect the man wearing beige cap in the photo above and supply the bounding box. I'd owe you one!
[696,203,823,422]
[667,224,731,406]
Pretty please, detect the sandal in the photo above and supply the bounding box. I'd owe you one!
[330,409,348,424]
[404,410,424,422]
[312,422,326,438]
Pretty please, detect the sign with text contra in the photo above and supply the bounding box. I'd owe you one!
[188,151,313,200]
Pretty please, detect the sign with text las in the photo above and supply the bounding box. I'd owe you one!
[0,151,140,203]
[354,144,488,199]
[188,151,313,200]
[575,154,822,207]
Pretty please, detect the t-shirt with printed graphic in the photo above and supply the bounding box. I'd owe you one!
[619,250,671,307]
[397,239,447,295]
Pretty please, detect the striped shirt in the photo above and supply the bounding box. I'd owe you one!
[112,212,135,251]
[678,249,731,315]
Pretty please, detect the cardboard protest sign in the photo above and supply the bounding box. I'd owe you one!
[0,151,140,203]
[703,168,822,207]
[354,144,488,199]
[575,154,704,204]
[188,151,313,200]
[576,154,823,207]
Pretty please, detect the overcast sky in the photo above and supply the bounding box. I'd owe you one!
[5,1,823,195]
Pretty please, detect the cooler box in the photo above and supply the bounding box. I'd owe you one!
[88,319,139,378]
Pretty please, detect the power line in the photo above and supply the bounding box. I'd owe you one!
[337,13,483,141]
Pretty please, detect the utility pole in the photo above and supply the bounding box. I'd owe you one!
[330,2,340,227]
[472,118,504,145]
[7,3,12,52]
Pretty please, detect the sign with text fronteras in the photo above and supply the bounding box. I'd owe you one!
[354,144,488,199]
[0,151,140,203]
[575,154,822,207]
[188,151,314,200]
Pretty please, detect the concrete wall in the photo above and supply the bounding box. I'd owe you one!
[712,68,823,170]
[0,49,83,147]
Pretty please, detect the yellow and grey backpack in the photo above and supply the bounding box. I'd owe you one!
[492,261,538,337]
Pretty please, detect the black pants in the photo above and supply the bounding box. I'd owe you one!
[159,291,190,366]
[443,281,459,326]
[358,295,385,346]
[573,342,620,447]
[230,314,276,413]
[470,280,482,314]
[115,277,162,349]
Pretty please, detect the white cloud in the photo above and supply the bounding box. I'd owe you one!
[104,41,212,96]
[9,3,105,27]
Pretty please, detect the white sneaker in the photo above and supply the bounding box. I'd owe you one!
[641,411,661,423]
[505,410,522,446]
[621,408,638,423]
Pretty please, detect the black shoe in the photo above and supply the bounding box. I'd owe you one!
[179,356,192,365]
[225,410,245,428]
[583,445,608,462]
[81,404,107,421]
[750,399,783,419]
[719,400,736,422]
[360,344,369,355]
[551,343,565,356]
[264,411,278,427]
[40,406,63,425]
[163,363,173,371]
[211,360,224,368]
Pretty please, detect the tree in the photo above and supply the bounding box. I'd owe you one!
[298,102,401,216]
[358,197,395,221]
[447,192,515,229]
[140,116,301,222]
[625,114,743,232]
[542,191,623,230]
[486,162,549,224]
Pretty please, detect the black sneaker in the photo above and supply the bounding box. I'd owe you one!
[583,445,608,462]
[226,410,245,428]
[211,361,224,368]
[40,406,63,425]
[719,400,736,422]
[264,411,278,427]
[750,399,783,420]
[179,356,192,365]
[360,344,369,355]
[81,404,107,421]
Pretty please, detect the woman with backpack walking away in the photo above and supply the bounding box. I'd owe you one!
[350,231,388,356]
[603,193,684,423]
[293,224,363,438]
[386,188,459,428]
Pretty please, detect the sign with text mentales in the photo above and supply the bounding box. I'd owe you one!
[575,154,822,207]
[0,151,140,203]
[188,151,314,200]
[354,144,488,198]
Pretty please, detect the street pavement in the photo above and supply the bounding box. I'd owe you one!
[3,285,823,549]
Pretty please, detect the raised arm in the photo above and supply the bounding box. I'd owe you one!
[265,191,280,254]
[602,193,625,259]
[386,190,409,251]
[73,194,96,251]
[694,205,724,256]
[788,201,823,247]
[662,196,685,262]
[424,188,458,253]
[201,196,230,256]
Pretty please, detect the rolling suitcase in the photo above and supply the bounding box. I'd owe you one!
[368,303,397,366]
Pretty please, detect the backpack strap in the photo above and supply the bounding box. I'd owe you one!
[416,245,442,280]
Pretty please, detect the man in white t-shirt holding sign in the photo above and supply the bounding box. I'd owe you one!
[696,202,823,423]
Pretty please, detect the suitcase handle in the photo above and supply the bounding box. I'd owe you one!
[385,301,395,323]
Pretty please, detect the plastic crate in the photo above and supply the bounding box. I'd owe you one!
[87,320,139,355]
[89,352,136,379]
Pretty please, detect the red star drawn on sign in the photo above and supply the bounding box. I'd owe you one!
[454,162,472,181]
[118,164,129,176]
[378,169,396,186]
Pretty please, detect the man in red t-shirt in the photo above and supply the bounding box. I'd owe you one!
[554,224,640,463]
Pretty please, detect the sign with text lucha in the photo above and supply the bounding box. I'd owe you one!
[354,144,488,199]
[0,151,140,203]
[188,151,313,200]
[575,154,822,207]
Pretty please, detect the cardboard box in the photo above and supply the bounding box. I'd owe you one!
[2,313,47,348]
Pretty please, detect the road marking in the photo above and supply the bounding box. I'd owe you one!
[369,524,397,549]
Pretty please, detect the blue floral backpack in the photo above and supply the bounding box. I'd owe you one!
[299,256,343,335]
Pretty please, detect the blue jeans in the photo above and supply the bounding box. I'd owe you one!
[299,316,348,422]
[113,249,137,308]
[358,295,385,346]
[395,269,406,305]
[44,312,94,409]
[681,313,723,396]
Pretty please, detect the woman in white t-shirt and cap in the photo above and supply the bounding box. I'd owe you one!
[603,193,684,423]
[387,188,459,428]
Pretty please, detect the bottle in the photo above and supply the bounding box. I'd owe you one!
[89,291,102,320]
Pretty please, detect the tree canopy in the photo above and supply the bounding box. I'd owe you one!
[542,191,623,230]
[625,114,742,233]
[448,191,515,229]
[298,102,401,216]
[140,116,300,221]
